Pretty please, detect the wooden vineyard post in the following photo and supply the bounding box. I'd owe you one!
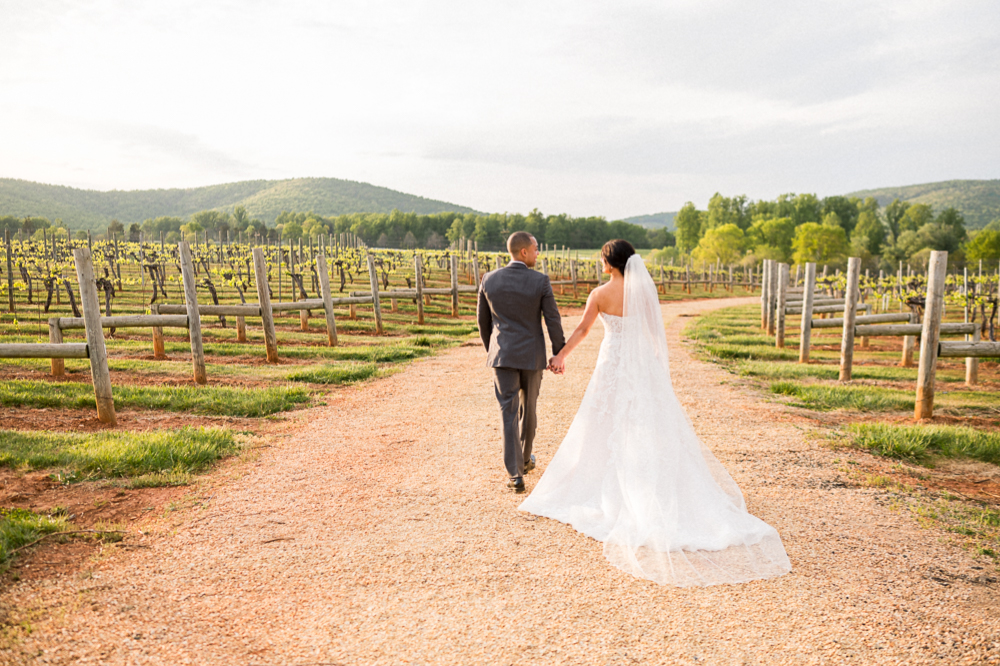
[761,260,771,329]
[766,260,778,336]
[414,254,425,325]
[776,263,788,348]
[571,259,578,299]
[900,310,917,367]
[5,229,13,313]
[151,304,166,359]
[473,252,481,286]
[316,250,338,346]
[495,255,503,271]
[799,262,816,363]
[178,242,207,385]
[236,315,247,343]
[839,257,861,381]
[915,250,948,419]
[73,248,116,425]
[252,248,279,363]
[967,325,979,386]
[367,253,384,335]
[450,254,459,318]
[48,318,65,376]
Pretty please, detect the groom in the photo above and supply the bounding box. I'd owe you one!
[477,231,565,493]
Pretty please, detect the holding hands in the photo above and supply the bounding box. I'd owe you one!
[547,355,566,375]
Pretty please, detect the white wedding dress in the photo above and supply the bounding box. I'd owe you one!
[519,256,791,587]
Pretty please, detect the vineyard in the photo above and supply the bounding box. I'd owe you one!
[3,234,998,563]
[687,253,1000,565]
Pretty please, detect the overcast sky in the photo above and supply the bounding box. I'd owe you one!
[2,0,998,218]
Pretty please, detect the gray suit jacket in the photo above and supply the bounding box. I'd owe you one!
[477,263,566,370]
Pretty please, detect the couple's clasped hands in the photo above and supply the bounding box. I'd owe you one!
[547,356,566,375]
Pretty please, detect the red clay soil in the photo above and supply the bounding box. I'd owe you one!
[0,471,192,584]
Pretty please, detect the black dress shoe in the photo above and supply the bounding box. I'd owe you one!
[523,455,536,474]
[507,477,525,493]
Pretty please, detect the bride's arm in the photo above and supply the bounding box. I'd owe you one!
[549,290,601,373]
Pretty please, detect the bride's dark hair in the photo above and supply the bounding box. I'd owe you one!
[601,239,636,273]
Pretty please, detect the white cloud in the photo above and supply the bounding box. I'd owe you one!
[0,0,997,218]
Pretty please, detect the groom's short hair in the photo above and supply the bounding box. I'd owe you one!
[507,231,535,257]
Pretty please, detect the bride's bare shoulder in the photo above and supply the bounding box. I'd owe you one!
[591,280,624,316]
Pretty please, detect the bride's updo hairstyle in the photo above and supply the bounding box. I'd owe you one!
[601,239,636,273]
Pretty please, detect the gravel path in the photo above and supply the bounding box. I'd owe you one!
[5,297,999,665]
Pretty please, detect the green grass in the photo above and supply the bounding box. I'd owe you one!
[703,344,798,361]
[0,508,71,566]
[735,360,933,382]
[771,381,914,412]
[287,363,378,384]
[0,380,310,417]
[0,427,238,480]
[847,423,1000,465]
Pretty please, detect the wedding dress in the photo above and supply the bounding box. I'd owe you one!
[519,255,791,587]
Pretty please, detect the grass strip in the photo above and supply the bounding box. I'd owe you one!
[0,380,310,417]
[770,381,914,412]
[846,423,1000,466]
[287,363,378,384]
[0,508,70,566]
[0,427,238,480]
[703,344,798,361]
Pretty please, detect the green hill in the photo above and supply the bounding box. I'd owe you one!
[0,177,478,230]
[623,211,676,231]
[846,179,1000,229]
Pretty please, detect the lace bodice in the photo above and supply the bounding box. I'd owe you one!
[599,312,624,336]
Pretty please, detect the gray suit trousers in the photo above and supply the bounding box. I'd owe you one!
[493,367,543,479]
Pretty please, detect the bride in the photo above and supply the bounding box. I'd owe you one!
[520,240,791,587]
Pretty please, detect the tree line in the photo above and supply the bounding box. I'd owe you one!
[3,208,675,251]
[663,192,1000,271]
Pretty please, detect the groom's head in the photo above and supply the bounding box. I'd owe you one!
[507,231,538,267]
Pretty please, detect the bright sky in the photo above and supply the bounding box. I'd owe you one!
[2,0,998,219]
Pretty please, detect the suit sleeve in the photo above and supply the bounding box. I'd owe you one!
[541,276,566,356]
[477,279,493,351]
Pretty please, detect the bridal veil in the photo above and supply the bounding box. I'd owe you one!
[519,255,791,587]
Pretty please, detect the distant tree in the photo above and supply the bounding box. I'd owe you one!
[792,222,848,267]
[916,222,963,253]
[190,210,230,242]
[706,193,750,231]
[792,193,823,226]
[965,230,1000,264]
[822,196,861,238]
[822,211,843,228]
[675,202,705,254]
[280,220,303,240]
[693,224,746,266]
[403,231,418,248]
[107,219,124,236]
[747,216,795,262]
[935,207,967,240]
[128,222,141,241]
[179,221,204,241]
[899,203,933,233]
[647,228,675,248]
[426,231,446,249]
[885,199,910,239]
[852,210,887,255]
[474,214,506,250]
[232,205,250,230]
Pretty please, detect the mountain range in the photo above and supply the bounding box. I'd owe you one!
[0,177,478,230]
[1,176,998,231]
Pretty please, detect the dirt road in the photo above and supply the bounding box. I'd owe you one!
[4,297,998,664]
